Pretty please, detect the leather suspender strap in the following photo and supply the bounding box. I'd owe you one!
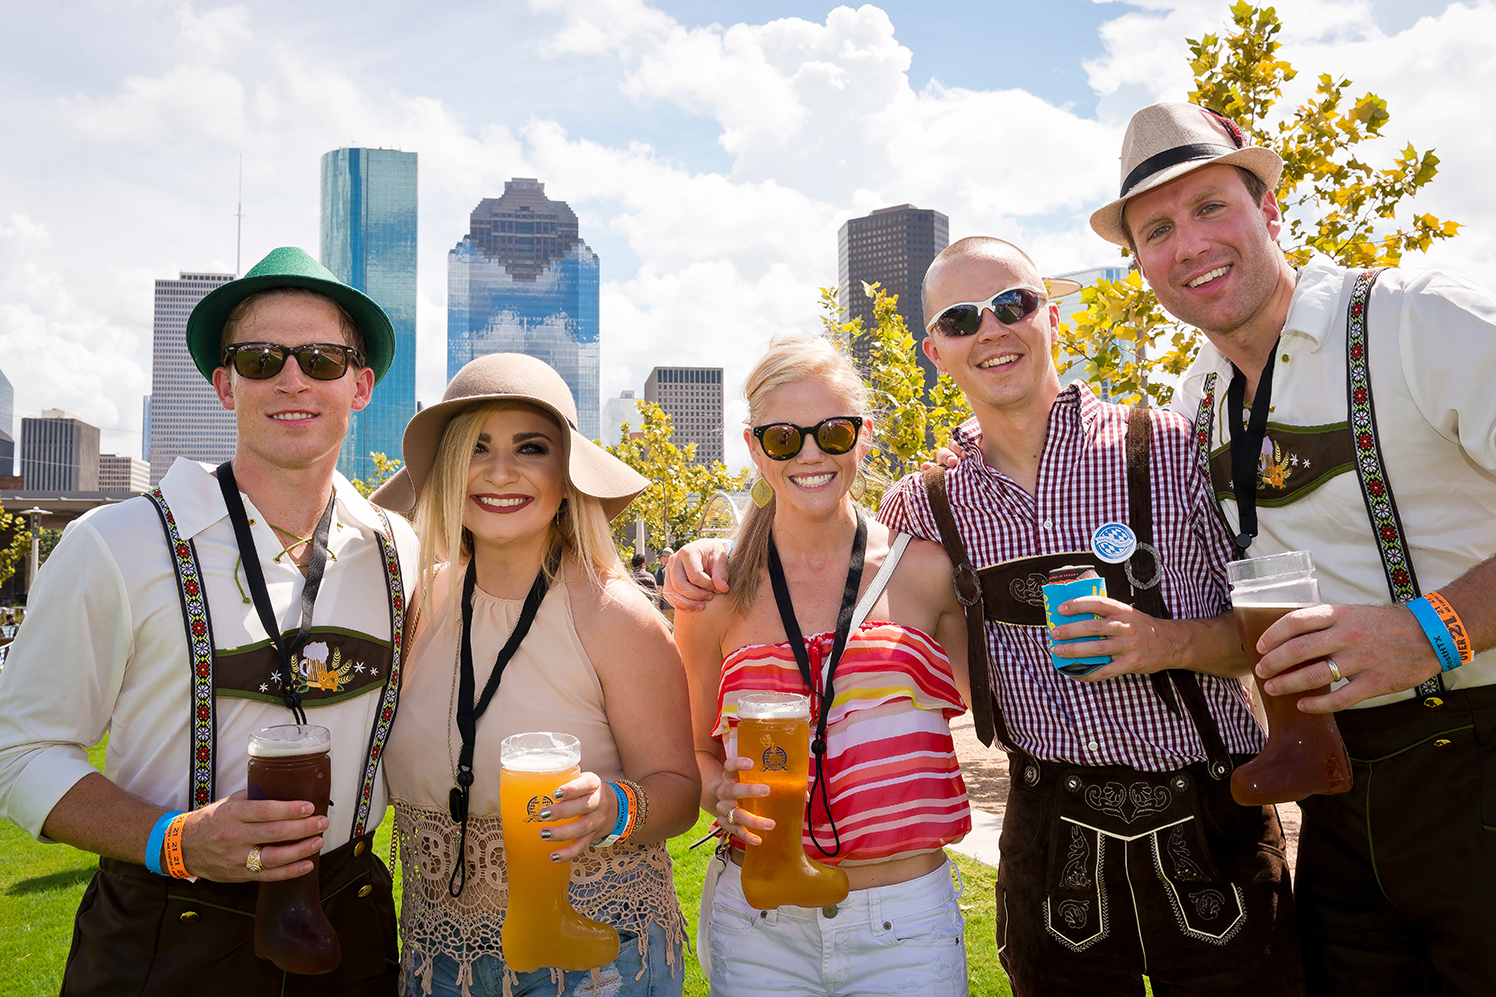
[923,464,1005,750]
[1127,406,1233,779]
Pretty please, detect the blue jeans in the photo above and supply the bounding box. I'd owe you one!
[401,924,683,997]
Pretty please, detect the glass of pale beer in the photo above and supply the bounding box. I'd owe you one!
[246,724,341,975]
[1227,551,1353,805]
[734,692,849,910]
[499,732,619,973]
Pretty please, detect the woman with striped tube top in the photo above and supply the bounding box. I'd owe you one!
[674,334,975,997]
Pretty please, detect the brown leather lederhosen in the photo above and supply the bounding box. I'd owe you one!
[59,490,407,997]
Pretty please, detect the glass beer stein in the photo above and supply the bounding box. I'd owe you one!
[735,692,849,911]
[246,724,341,975]
[499,732,619,973]
[1227,552,1354,806]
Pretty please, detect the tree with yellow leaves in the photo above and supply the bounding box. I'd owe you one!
[1058,1,1460,407]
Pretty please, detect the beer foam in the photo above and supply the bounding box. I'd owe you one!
[248,724,331,757]
[500,731,581,770]
[737,692,809,721]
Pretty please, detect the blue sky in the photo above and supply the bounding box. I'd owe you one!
[1,0,1488,469]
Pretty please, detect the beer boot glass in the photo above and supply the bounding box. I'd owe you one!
[246,724,341,975]
[735,692,849,910]
[1227,551,1353,806]
[499,732,619,973]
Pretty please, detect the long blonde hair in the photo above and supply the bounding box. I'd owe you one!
[413,400,627,620]
[730,335,869,615]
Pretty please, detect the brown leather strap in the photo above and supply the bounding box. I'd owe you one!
[1126,406,1233,779]
[923,464,1003,749]
[976,553,1130,627]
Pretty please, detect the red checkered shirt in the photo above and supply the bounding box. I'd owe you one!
[879,383,1263,772]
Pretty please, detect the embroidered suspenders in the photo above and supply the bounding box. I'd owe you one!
[147,489,408,829]
[1195,269,1445,700]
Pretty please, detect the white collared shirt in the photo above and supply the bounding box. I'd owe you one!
[1172,255,1496,708]
[0,458,418,847]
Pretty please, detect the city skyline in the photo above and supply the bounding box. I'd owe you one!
[147,271,238,485]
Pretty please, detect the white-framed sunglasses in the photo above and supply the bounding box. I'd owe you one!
[925,286,1047,337]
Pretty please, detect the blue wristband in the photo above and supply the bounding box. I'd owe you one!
[145,810,184,876]
[1407,597,1463,672]
[594,783,629,848]
[722,540,735,557]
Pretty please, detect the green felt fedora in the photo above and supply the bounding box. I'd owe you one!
[185,246,395,384]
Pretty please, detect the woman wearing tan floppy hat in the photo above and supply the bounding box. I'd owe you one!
[376,353,700,997]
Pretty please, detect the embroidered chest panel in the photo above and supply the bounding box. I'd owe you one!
[1206,421,1357,508]
[214,627,392,705]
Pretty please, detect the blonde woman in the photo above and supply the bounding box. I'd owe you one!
[674,336,975,996]
[375,354,700,997]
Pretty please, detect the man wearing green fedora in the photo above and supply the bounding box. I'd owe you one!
[0,247,418,995]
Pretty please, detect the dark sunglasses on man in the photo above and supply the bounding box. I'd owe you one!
[221,342,365,381]
[752,416,863,460]
[925,286,1045,337]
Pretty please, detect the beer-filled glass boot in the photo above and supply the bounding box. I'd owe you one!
[247,725,341,976]
[1227,553,1353,806]
[736,693,849,911]
[499,733,620,974]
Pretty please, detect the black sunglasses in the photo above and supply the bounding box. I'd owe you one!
[926,287,1044,337]
[221,342,364,381]
[752,416,863,460]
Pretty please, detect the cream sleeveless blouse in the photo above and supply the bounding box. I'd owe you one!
[384,575,684,994]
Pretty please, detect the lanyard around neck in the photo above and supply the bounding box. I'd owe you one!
[1224,338,1280,558]
[765,508,867,857]
[216,461,335,726]
[447,550,555,897]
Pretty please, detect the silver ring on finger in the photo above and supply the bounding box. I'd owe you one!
[725,807,738,826]
[1327,659,1343,683]
[245,846,264,874]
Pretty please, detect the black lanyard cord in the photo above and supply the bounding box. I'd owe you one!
[447,549,556,897]
[765,509,867,858]
[216,461,336,726]
[1225,338,1280,559]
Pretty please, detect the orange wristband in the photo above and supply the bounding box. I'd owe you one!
[162,813,191,879]
[1425,592,1473,664]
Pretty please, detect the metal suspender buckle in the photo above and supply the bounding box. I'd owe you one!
[953,562,983,607]
[1124,542,1163,590]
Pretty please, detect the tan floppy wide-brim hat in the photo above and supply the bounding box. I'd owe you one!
[1089,102,1283,247]
[370,353,647,522]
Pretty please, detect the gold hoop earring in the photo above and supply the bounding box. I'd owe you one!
[750,477,774,508]
[850,471,867,501]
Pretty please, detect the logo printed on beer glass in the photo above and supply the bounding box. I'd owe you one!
[760,733,789,772]
[525,794,556,822]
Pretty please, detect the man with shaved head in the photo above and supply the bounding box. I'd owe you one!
[667,235,1301,995]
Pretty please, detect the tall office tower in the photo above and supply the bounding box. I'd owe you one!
[837,204,949,385]
[99,454,150,493]
[448,179,600,439]
[603,390,643,447]
[22,410,100,491]
[644,367,724,467]
[322,147,418,482]
[0,366,14,475]
[141,395,151,461]
[149,271,236,485]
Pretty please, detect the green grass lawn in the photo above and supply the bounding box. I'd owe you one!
[2,741,1014,994]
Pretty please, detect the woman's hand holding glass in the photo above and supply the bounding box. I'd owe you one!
[534,770,616,862]
[714,755,774,847]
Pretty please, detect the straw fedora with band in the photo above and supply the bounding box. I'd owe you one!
[1089,102,1283,248]
[185,246,396,384]
[370,353,648,522]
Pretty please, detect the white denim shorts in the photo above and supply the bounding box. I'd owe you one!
[704,855,969,997]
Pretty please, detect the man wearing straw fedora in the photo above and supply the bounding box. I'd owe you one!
[0,247,418,995]
[667,236,1302,995]
[1093,101,1496,995]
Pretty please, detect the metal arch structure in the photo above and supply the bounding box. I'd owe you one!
[696,490,752,539]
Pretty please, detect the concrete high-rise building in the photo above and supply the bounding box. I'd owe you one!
[141,395,151,461]
[149,271,236,484]
[99,453,150,493]
[22,409,100,491]
[0,366,14,475]
[644,367,723,467]
[837,204,949,384]
[322,147,418,482]
[603,390,644,448]
[448,179,600,439]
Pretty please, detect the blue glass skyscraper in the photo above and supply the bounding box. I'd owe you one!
[448,179,599,439]
[321,147,417,482]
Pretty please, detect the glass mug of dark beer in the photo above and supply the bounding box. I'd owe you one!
[246,724,341,975]
[1226,551,1353,806]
